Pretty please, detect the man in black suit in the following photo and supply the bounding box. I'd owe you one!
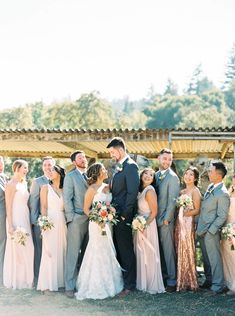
[107,137,139,295]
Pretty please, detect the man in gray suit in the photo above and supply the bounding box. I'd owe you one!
[64,150,88,298]
[197,161,230,294]
[0,156,7,286]
[29,156,55,284]
[154,148,180,292]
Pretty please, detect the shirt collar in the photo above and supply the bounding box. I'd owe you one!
[160,168,170,175]
[210,182,222,190]
[119,154,129,165]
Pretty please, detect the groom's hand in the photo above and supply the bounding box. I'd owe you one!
[163,220,169,225]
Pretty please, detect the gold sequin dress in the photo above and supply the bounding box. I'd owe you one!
[175,192,198,291]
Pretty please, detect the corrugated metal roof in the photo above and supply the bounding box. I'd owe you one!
[0,128,234,159]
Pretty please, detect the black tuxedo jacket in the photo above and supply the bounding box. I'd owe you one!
[111,157,139,222]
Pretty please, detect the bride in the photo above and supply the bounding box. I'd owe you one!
[75,162,123,300]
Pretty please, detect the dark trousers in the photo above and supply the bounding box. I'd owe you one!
[32,225,42,284]
[114,220,136,290]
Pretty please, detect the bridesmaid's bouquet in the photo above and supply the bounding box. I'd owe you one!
[37,215,54,234]
[11,226,29,246]
[131,215,148,233]
[221,223,235,250]
[176,194,193,209]
[89,201,118,235]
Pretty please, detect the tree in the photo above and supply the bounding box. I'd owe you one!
[224,42,235,87]
[164,78,178,96]
[0,106,33,129]
[224,79,235,110]
[185,64,215,95]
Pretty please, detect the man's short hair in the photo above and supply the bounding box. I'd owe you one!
[42,156,55,165]
[159,148,172,155]
[211,161,227,178]
[70,150,85,162]
[106,137,126,150]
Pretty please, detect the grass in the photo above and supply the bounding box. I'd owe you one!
[0,286,235,316]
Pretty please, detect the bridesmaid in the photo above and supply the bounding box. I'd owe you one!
[175,166,201,292]
[134,168,165,294]
[3,160,34,289]
[37,165,67,293]
[221,174,235,296]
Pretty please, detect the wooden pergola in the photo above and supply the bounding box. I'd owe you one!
[0,127,235,164]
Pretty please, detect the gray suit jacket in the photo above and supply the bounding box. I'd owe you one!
[155,169,180,226]
[29,175,49,225]
[197,183,230,236]
[63,169,88,223]
[0,175,7,216]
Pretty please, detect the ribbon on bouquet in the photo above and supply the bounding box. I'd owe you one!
[136,230,159,265]
[178,206,192,240]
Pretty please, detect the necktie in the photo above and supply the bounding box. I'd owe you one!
[82,173,88,181]
[205,184,214,198]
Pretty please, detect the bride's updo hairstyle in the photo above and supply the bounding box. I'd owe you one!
[87,163,103,185]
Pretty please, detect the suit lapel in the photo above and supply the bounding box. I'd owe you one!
[75,169,88,187]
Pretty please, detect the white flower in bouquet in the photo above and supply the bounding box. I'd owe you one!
[221,222,235,250]
[37,215,54,233]
[11,226,29,246]
[89,201,119,235]
[176,194,193,209]
[131,215,148,232]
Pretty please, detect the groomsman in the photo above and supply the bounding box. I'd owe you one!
[154,148,180,292]
[0,156,7,286]
[29,156,55,284]
[197,161,230,294]
[64,150,89,298]
[107,137,139,295]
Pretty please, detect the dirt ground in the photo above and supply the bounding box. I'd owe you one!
[1,286,235,316]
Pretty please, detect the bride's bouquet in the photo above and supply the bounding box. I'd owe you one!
[221,223,235,250]
[37,215,54,234]
[131,215,148,233]
[176,194,193,209]
[89,201,118,235]
[11,226,29,246]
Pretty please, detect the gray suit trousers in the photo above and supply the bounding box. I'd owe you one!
[65,214,88,291]
[32,225,42,283]
[200,231,224,292]
[0,214,6,285]
[158,222,176,286]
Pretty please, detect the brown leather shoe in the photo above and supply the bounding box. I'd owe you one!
[118,289,131,297]
[65,290,74,298]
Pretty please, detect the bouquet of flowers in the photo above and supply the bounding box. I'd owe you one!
[176,194,193,209]
[131,215,148,233]
[89,201,118,235]
[11,226,29,246]
[37,215,54,234]
[221,223,235,250]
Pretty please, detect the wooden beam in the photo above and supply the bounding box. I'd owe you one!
[221,142,232,159]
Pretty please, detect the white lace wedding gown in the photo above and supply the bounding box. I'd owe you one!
[75,184,123,300]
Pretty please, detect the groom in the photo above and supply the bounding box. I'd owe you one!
[107,137,139,295]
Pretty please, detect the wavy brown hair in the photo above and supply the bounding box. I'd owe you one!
[87,163,103,185]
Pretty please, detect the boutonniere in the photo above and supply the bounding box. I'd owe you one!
[116,163,123,172]
[159,173,166,181]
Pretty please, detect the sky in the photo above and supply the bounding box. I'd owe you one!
[0,0,235,109]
